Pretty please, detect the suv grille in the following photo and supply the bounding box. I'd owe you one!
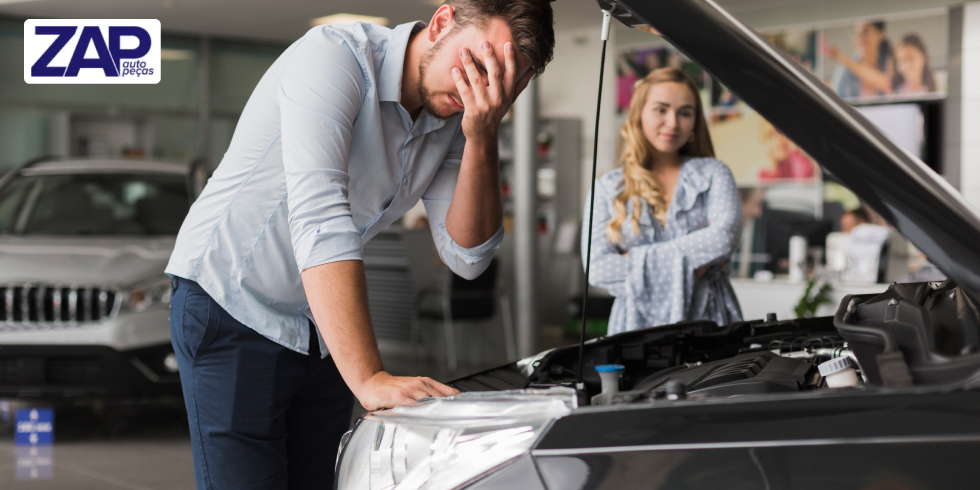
[0,285,118,329]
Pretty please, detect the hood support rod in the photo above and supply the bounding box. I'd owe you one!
[578,7,614,387]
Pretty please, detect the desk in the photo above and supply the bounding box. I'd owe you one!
[730,278,887,322]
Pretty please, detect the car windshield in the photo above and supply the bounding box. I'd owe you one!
[0,172,191,236]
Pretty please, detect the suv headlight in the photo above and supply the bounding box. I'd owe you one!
[336,388,575,490]
[121,277,172,312]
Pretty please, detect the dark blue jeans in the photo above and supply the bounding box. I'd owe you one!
[169,277,353,490]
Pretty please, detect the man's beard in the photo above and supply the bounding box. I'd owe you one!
[417,34,456,121]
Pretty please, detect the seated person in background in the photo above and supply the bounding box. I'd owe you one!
[840,208,870,233]
[583,68,743,335]
[828,206,891,283]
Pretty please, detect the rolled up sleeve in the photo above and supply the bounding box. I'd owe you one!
[278,28,366,272]
[421,128,502,280]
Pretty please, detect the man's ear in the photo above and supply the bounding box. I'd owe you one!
[427,4,455,42]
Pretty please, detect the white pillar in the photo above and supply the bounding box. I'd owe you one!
[46,111,70,157]
[513,79,538,359]
[960,2,980,208]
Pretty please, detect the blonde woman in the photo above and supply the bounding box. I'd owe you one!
[583,68,743,334]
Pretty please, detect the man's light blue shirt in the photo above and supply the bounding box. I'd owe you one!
[166,22,503,357]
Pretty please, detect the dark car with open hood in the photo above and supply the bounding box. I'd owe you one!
[334,0,980,488]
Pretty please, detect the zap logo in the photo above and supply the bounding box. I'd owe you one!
[24,19,161,84]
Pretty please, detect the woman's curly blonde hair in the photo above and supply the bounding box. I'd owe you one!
[607,67,715,244]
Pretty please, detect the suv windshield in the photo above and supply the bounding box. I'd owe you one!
[0,172,191,236]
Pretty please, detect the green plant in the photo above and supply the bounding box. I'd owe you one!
[795,279,834,319]
[567,318,608,340]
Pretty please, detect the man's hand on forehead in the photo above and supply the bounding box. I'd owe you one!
[476,40,532,89]
[452,39,534,141]
[466,52,489,80]
[465,46,532,90]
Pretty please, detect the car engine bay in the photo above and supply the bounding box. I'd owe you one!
[449,279,980,405]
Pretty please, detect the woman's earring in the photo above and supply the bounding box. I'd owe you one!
[688,131,695,143]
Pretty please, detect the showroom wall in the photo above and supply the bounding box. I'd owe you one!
[536,0,980,210]
[0,18,288,170]
[3,0,978,203]
[536,23,619,210]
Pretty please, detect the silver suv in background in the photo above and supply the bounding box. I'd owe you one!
[0,158,200,399]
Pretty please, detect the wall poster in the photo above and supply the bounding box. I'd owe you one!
[615,9,948,187]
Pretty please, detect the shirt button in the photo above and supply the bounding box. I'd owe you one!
[402,177,408,185]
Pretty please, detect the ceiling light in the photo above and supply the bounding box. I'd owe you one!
[160,49,194,61]
[311,13,388,27]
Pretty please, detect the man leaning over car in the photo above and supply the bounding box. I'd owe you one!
[163,1,555,489]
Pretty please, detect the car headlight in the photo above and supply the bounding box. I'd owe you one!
[336,388,575,490]
[121,277,172,312]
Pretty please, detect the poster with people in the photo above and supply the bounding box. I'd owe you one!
[822,12,948,101]
[615,9,947,187]
[710,109,820,186]
[709,26,822,186]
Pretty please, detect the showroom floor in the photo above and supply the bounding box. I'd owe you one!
[0,438,194,489]
[0,401,195,489]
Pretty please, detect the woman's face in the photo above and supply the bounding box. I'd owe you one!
[896,44,926,87]
[855,22,884,57]
[640,81,698,156]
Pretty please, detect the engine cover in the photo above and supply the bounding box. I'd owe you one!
[633,351,813,397]
[835,281,980,387]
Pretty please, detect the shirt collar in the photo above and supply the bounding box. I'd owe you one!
[415,112,451,134]
[378,21,426,103]
[672,157,713,213]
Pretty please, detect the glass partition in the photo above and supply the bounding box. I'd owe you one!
[0,108,47,168]
[209,40,287,115]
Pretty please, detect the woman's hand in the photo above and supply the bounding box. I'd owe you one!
[696,261,730,278]
[822,45,845,63]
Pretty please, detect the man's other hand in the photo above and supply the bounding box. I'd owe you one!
[356,371,460,411]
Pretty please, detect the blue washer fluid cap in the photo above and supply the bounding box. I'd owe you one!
[595,364,625,372]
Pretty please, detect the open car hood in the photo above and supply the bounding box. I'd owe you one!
[598,0,980,301]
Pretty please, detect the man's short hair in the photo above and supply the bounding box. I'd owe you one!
[845,208,870,224]
[446,0,555,75]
